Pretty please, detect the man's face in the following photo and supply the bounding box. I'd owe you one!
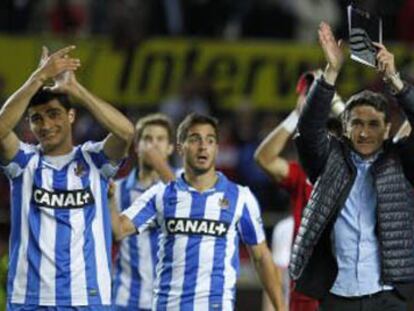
[179,123,218,175]
[345,105,390,158]
[136,124,173,166]
[28,99,75,155]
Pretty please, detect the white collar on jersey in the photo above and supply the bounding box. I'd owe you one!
[42,148,76,171]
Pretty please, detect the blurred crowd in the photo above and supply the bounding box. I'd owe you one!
[1,0,413,44]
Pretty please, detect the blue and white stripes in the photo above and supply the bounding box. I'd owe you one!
[122,172,265,311]
[112,169,159,309]
[2,141,115,306]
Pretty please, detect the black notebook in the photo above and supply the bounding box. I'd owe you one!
[348,5,382,67]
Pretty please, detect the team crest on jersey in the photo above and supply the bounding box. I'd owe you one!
[32,186,95,209]
[166,217,229,237]
[74,161,86,177]
[218,197,229,209]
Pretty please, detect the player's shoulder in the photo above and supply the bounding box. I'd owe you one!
[234,183,255,199]
[18,141,40,154]
[147,180,170,196]
[79,140,104,153]
[114,168,136,188]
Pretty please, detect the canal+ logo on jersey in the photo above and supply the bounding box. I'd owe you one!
[166,218,229,237]
[32,186,95,209]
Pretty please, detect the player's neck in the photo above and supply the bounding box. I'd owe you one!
[137,167,159,189]
[43,143,73,156]
[184,168,217,192]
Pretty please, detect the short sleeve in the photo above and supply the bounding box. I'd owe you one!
[237,187,266,245]
[82,141,122,179]
[279,161,303,192]
[113,179,124,213]
[0,142,37,179]
[122,182,163,233]
[271,217,294,268]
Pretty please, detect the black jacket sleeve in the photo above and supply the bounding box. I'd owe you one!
[296,77,335,183]
[395,84,414,184]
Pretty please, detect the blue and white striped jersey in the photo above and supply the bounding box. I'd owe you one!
[122,172,265,311]
[1,141,118,306]
[112,168,159,309]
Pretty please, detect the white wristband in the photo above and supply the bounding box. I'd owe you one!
[331,93,345,117]
[281,110,299,134]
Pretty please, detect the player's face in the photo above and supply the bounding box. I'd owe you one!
[28,100,75,155]
[180,123,218,175]
[345,105,390,158]
[136,124,173,166]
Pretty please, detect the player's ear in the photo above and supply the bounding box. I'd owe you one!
[176,143,183,156]
[167,143,174,156]
[68,108,76,124]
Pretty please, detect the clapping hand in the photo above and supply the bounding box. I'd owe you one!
[34,46,80,83]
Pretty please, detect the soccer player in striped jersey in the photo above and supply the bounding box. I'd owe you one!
[0,46,134,310]
[109,113,176,310]
[114,113,285,311]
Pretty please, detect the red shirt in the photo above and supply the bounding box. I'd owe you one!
[279,161,313,237]
[279,161,319,310]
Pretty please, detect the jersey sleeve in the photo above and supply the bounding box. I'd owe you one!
[271,217,294,268]
[0,142,37,179]
[82,141,122,179]
[237,187,266,245]
[122,182,163,233]
[113,179,124,213]
[279,161,300,192]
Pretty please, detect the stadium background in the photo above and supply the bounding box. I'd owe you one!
[0,0,413,309]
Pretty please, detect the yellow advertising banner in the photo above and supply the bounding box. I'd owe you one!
[0,35,410,110]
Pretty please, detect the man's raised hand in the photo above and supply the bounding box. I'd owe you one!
[318,22,344,84]
[33,45,81,83]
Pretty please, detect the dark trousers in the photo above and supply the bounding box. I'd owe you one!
[318,291,406,311]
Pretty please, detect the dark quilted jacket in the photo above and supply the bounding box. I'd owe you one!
[289,78,414,299]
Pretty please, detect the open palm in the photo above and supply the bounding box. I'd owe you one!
[51,70,78,94]
[318,22,344,72]
[37,46,80,81]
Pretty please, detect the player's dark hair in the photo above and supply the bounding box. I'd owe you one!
[28,89,72,111]
[343,90,390,123]
[177,113,219,144]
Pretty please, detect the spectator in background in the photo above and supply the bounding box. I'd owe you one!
[222,0,253,40]
[235,100,286,212]
[5,0,35,33]
[397,0,414,43]
[255,69,345,311]
[160,76,213,126]
[48,0,87,35]
[215,116,239,181]
[162,0,184,35]
[89,0,109,34]
[272,0,341,42]
[110,113,176,310]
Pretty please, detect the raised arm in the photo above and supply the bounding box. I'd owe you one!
[374,42,414,124]
[0,46,80,163]
[248,242,286,311]
[296,22,343,182]
[138,141,175,183]
[254,107,300,183]
[375,43,414,183]
[49,71,134,161]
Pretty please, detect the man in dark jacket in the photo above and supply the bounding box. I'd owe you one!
[289,22,414,311]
